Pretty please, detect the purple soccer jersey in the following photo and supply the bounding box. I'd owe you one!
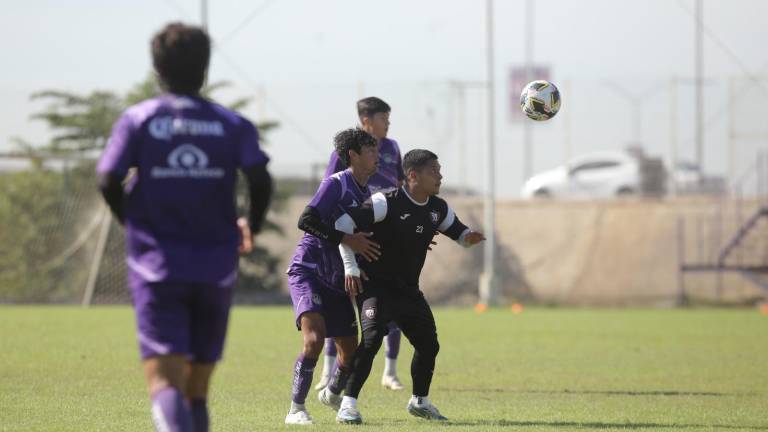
[324,137,404,193]
[288,170,371,292]
[97,94,269,286]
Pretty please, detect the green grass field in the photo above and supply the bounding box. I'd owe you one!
[1,306,767,431]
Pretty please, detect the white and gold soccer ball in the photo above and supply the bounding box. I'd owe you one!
[520,80,561,121]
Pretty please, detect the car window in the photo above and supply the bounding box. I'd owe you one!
[570,160,621,174]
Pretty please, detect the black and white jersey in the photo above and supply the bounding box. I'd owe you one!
[347,187,470,291]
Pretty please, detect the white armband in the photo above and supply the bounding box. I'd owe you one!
[437,207,456,232]
[371,192,388,223]
[338,243,361,277]
[334,213,356,234]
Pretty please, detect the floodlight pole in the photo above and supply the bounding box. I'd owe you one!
[694,0,704,175]
[201,0,209,30]
[479,0,498,306]
[523,0,534,181]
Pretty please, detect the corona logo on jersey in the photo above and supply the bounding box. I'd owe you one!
[381,153,395,164]
[148,116,225,141]
[151,144,225,179]
[430,210,440,224]
[364,306,376,320]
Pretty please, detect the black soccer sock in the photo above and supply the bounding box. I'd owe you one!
[410,335,440,397]
[328,360,352,394]
[344,328,385,398]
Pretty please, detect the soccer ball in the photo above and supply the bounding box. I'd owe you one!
[520,80,561,121]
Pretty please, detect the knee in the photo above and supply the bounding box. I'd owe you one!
[415,336,439,358]
[360,328,385,353]
[303,333,325,357]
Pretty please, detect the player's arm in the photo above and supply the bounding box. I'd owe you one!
[236,117,272,253]
[297,205,380,261]
[437,205,485,247]
[96,172,126,223]
[237,163,273,253]
[337,192,388,282]
[241,164,273,235]
[96,112,138,224]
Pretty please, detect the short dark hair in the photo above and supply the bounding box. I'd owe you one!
[151,22,210,95]
[402,149,438,175]
[357,97,391,119]
[334,128,378,167]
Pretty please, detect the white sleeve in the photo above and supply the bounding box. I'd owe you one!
[334,213,357,234]
[371,192,388,223]
[456,228,473,248]
[335,213,360,276]
[338,243,360,277]
[437,206,456,232]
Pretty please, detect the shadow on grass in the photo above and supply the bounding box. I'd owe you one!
[444,419,768,430]
[449,388,757,397]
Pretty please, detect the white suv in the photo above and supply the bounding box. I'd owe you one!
[521,151,642,199]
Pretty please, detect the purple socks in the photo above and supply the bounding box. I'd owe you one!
[328,359,352,394]
[151,387,192,432]
[291,353,318,404]
[385,327,401,359]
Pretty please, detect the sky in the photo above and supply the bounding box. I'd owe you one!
[1,0,767,197]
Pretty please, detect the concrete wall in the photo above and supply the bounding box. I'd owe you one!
[259,195,766,306]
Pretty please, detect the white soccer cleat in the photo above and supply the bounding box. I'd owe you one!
[314,374,331,390]
[285,410,314,425]
[318,386,342,411]
[381,375,404,390]
[336,406,363,424]
[407,398,448,421]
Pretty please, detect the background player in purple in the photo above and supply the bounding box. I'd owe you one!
[96,23,272,432]
[316,97,407,392]
[284,128,381,425]
[334,149,485,424]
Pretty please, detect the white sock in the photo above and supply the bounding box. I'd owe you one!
[289,402,306,414]
[410,395,429,406]
[340,396,357,409]
[322,354,336,377]
[384,357,397,377]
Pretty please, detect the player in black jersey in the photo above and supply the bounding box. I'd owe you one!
[331,149,484,424]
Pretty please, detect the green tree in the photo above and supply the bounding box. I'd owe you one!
[0,76,284,303]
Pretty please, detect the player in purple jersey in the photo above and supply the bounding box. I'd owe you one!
[334,150,485,424]
[284,128,382,425]
[96,23,272,432]
[316,97,408,392]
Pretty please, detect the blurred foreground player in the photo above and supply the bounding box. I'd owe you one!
[96,22,272,432]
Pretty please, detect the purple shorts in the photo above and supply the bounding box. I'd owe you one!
[288,269,357,338]
[129,270,233,363]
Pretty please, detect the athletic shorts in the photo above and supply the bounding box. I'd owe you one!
[129,269,233,363]
[287,269,357,338]
[356,281,436,342]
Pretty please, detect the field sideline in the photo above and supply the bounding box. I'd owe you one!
[1,306,767,431]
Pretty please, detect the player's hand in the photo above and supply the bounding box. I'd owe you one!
[345,274,364,297]
[360,269,369,281]
[342,232,380,262]
[465,231,486,246]
[237,217,254,254]
[428,231,439,251]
